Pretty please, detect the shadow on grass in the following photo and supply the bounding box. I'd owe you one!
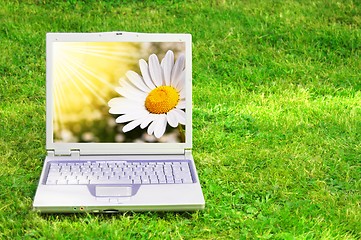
[38,210,197,221]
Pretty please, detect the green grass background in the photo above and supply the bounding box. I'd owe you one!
[1,0,360,239]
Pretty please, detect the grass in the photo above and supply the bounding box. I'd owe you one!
[1,0,360,239]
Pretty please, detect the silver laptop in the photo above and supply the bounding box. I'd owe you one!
[33,32,205,213]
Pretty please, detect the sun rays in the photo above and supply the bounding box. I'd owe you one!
[52,42,140,140]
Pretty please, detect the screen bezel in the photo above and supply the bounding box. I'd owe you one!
[45,32,192,155]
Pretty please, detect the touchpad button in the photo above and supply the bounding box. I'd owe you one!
[95,186,132,197]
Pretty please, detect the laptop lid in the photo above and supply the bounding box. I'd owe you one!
[45,32,192,155]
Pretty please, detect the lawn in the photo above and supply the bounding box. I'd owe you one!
[1,0,360,239]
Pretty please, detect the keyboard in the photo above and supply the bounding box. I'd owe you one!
[45,160,194,185]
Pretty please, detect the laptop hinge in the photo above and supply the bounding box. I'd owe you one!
[185,149,192,158]
[47,149,80,160]
[70,149,80,160]
[47,150,55,157]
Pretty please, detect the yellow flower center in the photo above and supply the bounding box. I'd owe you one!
[145,86,179,114]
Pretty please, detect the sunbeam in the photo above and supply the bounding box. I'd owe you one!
[52,42,141,141]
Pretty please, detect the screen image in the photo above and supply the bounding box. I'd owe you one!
[52,41,186,143]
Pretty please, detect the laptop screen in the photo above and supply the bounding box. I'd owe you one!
[51,40,187,144]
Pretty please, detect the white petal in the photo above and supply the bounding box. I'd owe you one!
[115,109,149,123]
[172,108,186,125]
[122,118,144,132]
[174,70,185,91]
[167,110,178,128]
[140,114,156,129]
[115,86,147,103]
[108,97,125,107]
[147,114,163,135]
[109,103,144,115]
[176,99,186,109]
[108,97,141,109]
[118,77,140,93]
[161,50,174,86]
[179,86,186,99]
[153,115,167,138]
[126,71,151,93]
[149,54,163,87]
[170,54,185,86]
[147,116,158,135]
[139,59,156,90]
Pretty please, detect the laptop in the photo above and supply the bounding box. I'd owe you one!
[32,32,205,213]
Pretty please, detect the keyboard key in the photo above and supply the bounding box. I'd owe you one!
[57,179,68,184]
[46,179,57,185]
[166,179,175,183]
[159,179,167,184]
[67,179,79,184]
[141,178,150,184]
[119,178,132,184]
[133,178,142,184]
[78,178,90,184]
[182,177,193,184]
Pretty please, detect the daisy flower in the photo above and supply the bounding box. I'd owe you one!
[108,50,186,139]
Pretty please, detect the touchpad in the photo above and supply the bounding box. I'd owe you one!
[95,186,132,197]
